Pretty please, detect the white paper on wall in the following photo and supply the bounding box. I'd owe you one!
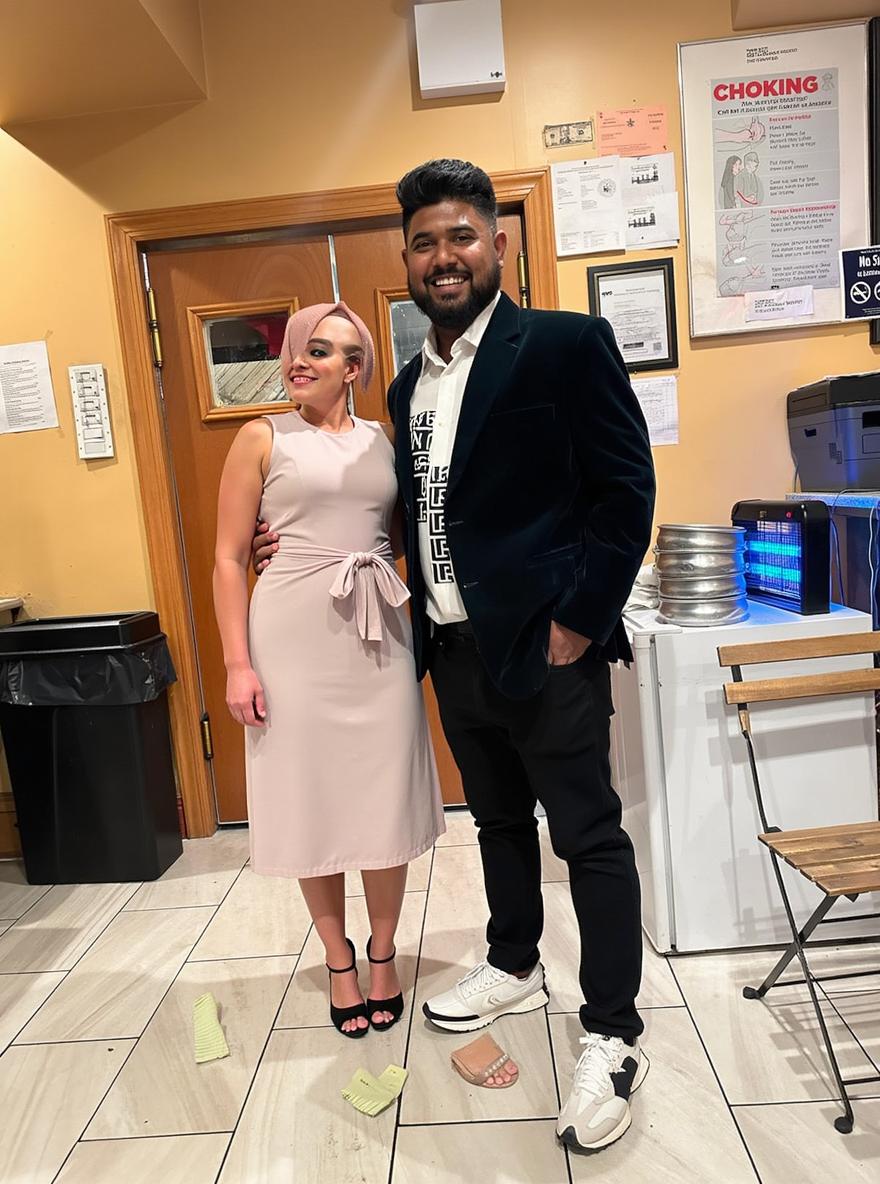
[631,374,679,446]
[0,340,58,434]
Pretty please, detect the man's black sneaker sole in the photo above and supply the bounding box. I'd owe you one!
[559,1116,632,1154]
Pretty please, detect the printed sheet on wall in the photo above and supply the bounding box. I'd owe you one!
[678,21,871,337]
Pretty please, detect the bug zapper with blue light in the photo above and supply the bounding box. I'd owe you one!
[731,500,830,614]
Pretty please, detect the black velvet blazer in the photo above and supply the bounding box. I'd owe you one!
[388,292,656,699]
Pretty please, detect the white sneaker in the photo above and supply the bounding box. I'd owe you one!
[422,960,549,1032]
[556,1033,649,1153]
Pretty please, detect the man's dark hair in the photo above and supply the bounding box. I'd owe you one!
[396,159,497,238]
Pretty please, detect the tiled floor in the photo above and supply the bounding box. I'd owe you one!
[1,815,879,1182]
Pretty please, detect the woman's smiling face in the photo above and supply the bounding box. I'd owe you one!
[287,314,363,405]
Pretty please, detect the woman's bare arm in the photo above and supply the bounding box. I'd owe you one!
[213,418,272,725]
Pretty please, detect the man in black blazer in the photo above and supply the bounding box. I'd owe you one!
[391,160,655,1153]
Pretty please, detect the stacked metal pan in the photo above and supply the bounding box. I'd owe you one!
[654,524,749,627]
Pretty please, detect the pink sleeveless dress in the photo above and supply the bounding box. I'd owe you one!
[246,411,445,878]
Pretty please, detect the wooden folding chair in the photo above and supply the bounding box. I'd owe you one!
[718,631,880,1134]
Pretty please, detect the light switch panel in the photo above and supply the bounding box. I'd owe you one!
[69,364,114,459]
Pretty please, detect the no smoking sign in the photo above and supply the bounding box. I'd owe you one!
[840,247,880,320]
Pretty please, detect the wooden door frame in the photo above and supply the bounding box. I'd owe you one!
[105,170,559,838]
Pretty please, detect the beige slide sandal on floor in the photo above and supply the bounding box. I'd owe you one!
[451,1033,519,1088]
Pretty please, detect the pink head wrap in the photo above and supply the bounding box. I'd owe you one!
[279,301,375,398]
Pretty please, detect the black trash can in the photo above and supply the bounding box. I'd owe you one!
[0,612,183,884]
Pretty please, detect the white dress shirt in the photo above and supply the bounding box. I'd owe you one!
[409,291,501,625]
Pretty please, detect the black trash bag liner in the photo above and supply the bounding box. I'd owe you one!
[0,636,177,707]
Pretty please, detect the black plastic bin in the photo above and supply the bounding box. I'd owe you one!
[0,612,183,884]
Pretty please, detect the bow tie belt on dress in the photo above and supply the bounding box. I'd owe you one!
[280,544,410,642]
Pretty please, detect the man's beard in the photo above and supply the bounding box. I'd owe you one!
[408,262,502,330]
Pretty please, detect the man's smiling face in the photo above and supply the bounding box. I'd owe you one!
[402,200,506,330]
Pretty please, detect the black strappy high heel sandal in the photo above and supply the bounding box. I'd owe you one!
[327,937,369,1039]
[366,936,405,1032]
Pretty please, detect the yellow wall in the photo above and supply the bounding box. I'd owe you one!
[0,0,877,616]
[0,143,152,616]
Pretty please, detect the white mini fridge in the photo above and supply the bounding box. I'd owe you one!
[610,601,878,953]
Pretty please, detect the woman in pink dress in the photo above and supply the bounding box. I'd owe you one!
[213,302,445,1037]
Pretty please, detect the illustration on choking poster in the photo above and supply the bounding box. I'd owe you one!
[711,67,840,298]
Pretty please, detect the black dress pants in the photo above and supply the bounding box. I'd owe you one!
[430,624,644,1040]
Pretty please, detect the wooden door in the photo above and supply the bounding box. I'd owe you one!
[149,214,526,822]
[149,238,335,822]
[332,214,526,807]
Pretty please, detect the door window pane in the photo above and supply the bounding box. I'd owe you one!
[205,310,290,408]
[389,300,431,373]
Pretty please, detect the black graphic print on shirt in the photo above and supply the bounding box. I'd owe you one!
[410,409,454,585]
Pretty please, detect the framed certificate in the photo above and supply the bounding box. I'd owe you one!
[587,257,678,372]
